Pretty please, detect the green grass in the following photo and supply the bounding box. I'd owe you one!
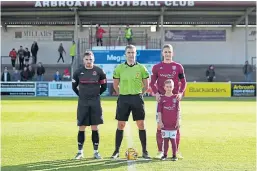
[1,97,256,171]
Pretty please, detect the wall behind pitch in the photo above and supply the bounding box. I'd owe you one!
[1,26,256,65]
[155,27,256,65]
[1,26,89,65]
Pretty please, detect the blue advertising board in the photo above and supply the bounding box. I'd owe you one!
[36,82,49,96]
[93,50,161,64]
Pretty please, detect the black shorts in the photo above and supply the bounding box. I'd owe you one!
[115,94,145,121]
[77,97,103,126]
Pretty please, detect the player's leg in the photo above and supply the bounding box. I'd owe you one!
[156,101,163,159]
[90,98,104,159]
[75,125,86,159]
[170,132,178,161]
[132,95,150,159]
[161,137,169,160]
[176,113,183,159]
[74,104,89,160]
[91,125,102,159]
[111,95,131,159]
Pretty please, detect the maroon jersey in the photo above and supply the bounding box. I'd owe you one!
[150,62,186,95]
[157,95,180,130]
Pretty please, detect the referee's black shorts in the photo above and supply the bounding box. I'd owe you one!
[115,94,145,121]
[77,97,103,126]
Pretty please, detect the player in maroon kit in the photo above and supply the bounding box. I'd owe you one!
[150,44,186,159]
[157,79,180,161]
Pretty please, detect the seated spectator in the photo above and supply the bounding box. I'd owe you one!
[20,67,29,81]
[36,62,45,81]
[54,70,62,81]
[23,63,30,70]
[12,68,21,81]
[63,68,71,80]
[1,66,11,82]
[206,65,216,82]
[28,65,35,81]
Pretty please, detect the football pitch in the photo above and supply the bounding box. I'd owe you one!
[1,97,256,171]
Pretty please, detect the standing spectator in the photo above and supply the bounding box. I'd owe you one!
[31,41,39,64]
[206,65,216,82]
[1,67,11,82]
[24,48,31,66]
[57,43,66,63]
[12,69,21,81]
[96,24,106,46]
[20,67,29,81]
[125,25,133,45]
[243,61,253,82]
[36,62,45,81]
[54,70,62,81]
[18,46,25,70]
[9,48,17,70]
[28,65,35,81]
[116,27,123,46]
[70,41,76,64]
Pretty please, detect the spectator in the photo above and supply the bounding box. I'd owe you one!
[63,68,71,80]
[24,48,31,66]
[23,62,30,70]
[70,41,76,64]
[9,48,17,70]
[36,62,45,81]
[116,27,123,46]
[20,67,29,81]
[96,24,106,46]
[57,43,66,63]
[31,41,39,64]
[17,46,25,70]
[12,68,21,81]
[28,65,35,81]
[125,25,133,45]
[54,70,62,81]
[206,65,216,82]
[243,61,253,82]
[1,67,11,82]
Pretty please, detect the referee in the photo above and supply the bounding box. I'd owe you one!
[111,45,151,159]
[72,51,107,160]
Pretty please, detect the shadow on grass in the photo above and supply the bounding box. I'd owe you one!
[1,96,256,102]
[2,157,163,171]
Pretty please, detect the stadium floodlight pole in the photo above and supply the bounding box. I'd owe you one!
[245,14,249,62]
[70,7,79,77]
[160,7,165,48]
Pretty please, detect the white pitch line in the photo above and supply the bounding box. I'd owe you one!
[125,121,137,171]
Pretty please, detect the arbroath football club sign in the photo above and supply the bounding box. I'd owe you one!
[34,1,195,7]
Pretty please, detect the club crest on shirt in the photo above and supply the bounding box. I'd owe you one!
[172,66,176,70]
[93,71,97,75]
[136,72,140,78]
[173,98,177,103]
[160,67,163,70]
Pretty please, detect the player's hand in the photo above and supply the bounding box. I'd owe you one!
[158,121,164,128]
[175,120,180,130]
[155,92,161,102]
[176,93,183,101]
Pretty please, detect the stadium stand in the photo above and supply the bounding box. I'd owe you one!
[1,1,256,82]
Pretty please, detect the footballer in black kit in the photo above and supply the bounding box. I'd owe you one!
[72,51,107,160]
